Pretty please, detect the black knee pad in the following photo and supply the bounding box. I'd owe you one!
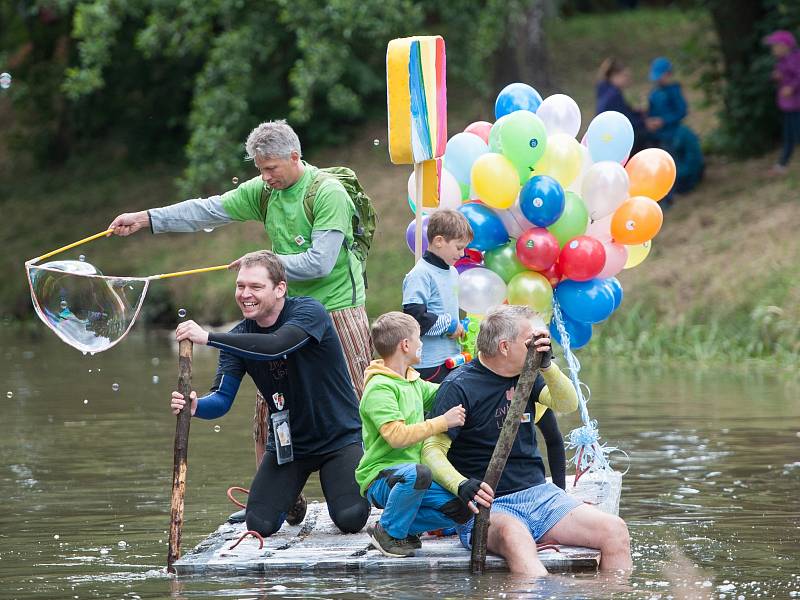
[440,497,473,524]
[245,509,284,537]
[330,499,371,534]
[414,464,432,490]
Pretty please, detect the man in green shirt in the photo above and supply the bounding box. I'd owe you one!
[108,120,373,521]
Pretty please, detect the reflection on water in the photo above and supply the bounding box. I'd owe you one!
[1,325,799,599]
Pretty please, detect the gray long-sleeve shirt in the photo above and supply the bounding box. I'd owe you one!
[148,197,344,281]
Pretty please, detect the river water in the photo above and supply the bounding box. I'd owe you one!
[1,325,798,599]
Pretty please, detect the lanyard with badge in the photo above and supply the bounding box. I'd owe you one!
[270,392,294,464]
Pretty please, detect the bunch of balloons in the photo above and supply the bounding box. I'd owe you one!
[405,82,674,350]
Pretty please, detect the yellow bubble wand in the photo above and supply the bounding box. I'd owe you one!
[26,229,233,354]
[28,228,230,278]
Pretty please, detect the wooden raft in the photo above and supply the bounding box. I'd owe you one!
[173,471,621,575]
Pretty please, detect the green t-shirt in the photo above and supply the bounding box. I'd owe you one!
[221,163,366,311]
[355,371,440,495]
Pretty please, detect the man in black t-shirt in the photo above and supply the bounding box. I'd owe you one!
[170,250,370,537]
[422,305,631,576]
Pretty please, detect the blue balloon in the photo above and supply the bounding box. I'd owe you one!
[495,83,543,119]
[519,175,565,227]
[550,315,593,350]
[605,277,624,310]
[459,203,509,252]
[585,111,634,163]
[444,132,489,187]
[555,279,616,324]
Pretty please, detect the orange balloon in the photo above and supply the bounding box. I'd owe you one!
[610,196,663,245]
[625,148,676,201]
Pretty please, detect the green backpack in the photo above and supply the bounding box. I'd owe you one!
[259,167,378,287]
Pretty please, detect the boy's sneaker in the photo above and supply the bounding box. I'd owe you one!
[367,523,416,558]
[404,533,422,549]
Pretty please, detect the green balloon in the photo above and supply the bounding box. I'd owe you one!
[547,191,589,247]
[489,111,548,185]
[484,240,526,283]
[507,271,553,316]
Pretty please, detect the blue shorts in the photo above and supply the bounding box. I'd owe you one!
[457,482,581,549]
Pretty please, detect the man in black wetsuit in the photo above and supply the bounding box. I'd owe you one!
[169,250,370,536]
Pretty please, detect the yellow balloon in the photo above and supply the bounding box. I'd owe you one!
[471,153,520,209]
[624,240,652,269]
[531,133,582,188]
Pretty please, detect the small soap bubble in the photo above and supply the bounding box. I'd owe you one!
[53,534,60,540]
[152,375,159,384]
[0,72,11,90]
[6,391,12,398]
[232,176,239,185]
[177,308,187,318]
[117,540,127,547]
[111,383,120,392]
[99,548,109,555]
[60,300,68,309]
[372,139,380,147]
[214,425,221,433]
[83,399,88,405]
[119,524,124,529]
[78,255,85,262]
[151,357,160,366]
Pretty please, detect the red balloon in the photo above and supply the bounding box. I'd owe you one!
[516,228,560,272]
[540,261,563,287]
[558,235,606,281]
[464,121,493,144]
[455,247,484,270]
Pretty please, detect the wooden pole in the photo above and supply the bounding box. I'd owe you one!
[414,162,423,263]
[167,339,193,573]
[470,336,544,574]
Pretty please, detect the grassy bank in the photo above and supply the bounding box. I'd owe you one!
[2,7,798,366]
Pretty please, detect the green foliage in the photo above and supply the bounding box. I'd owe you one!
[691,0,800,157]
[583,302,800,369]
[2,0,540,191]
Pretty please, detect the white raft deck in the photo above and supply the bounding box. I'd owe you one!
[174,471,621,575]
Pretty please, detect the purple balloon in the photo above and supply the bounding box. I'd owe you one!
[455,262,480,274]
[406,216,430,254]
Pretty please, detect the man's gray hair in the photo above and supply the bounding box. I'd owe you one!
[245,120,302,160]
[476,305,539,357]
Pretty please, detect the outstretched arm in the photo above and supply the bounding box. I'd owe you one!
[175,320,311,362]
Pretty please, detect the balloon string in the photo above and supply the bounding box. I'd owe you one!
[552,300,615,477]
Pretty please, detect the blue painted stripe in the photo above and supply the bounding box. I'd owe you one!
[408,40,432,161]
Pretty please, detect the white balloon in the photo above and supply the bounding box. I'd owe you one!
[458,267,507,314]
[407,166,463,214]
[581,161,630,220]
[494,197,536,239]
[536,94,582,138]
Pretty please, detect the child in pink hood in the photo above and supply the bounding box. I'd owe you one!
[764,30,800,175]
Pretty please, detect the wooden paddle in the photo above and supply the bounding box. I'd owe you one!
[167,339,193,572]
[470,334,545,575]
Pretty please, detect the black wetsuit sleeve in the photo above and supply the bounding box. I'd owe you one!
[403,303,438,335]
[537,409,566,490]
[207,324,310,361]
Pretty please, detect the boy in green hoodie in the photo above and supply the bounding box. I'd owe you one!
[356,312,494,558]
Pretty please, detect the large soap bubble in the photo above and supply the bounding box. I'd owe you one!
[26,260,148,353]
